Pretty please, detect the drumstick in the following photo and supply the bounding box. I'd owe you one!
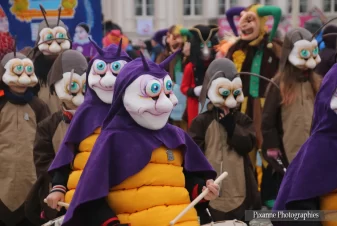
[44,199,70,208]
[169,172,228,226]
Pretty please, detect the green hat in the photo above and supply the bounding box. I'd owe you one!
[257,6,282,48]
[179,28,193,37]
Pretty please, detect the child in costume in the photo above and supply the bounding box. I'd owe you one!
[31,6,71,114]
[25,49,88,225]
[0,50,50,225]
[262,27,322,207]
[225,4,282,207]
[60,52,219,226]
[45,40,132,211]
[72,23,97,60]
[156,25,190,130]
[189,58,265,222]
[272,61,337,226]
[181,25,219,128]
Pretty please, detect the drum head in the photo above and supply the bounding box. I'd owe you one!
[202,220,247,226]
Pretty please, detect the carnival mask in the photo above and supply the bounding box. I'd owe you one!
[123,74,178,130]
[37,6,71,56]
[288,39,321,70]
[88,59,127,104]
[166,33,183,53]
[239,11,260,41]
[208,77,244,109]
[1,53,38,93]
[54,70,86,109]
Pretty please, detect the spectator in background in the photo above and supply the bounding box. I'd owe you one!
[72,23,97,61]
[149,29,167,62]
[316,25,337,77]
[304,17,326,50]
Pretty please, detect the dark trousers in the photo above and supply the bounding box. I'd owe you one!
[0,218,36,226]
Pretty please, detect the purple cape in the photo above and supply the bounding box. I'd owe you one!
[62,56,216,226]
[273,63,337,211]
[48,43,132,173]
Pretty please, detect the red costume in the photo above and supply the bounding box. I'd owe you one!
[180,25,219,127]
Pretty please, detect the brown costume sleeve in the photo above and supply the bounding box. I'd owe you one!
[33,112,62,178]
[261,82,282,150]
[188,114,209,152]
[227,112,256,156]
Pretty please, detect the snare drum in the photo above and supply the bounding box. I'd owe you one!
[42,215,64,226]
[202,220,247,226]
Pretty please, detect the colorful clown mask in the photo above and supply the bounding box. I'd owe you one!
[36,5,71,56]
[122,53,180,130]
[48,50,88,110]
[280,28,321,71]
[88,39,132,104]
[0,52,38,93]
[166,25,186,53]
[227,5,281,48]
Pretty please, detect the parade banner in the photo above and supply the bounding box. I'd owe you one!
[0,0,102,50]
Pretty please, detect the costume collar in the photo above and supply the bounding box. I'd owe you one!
[4,87,33,105]
[62,107,75,124]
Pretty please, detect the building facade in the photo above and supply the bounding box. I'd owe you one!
[101,0,336,41]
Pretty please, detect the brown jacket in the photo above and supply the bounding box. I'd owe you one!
[188,105,261,221]
[0,95,50,226]
[25,111,70,224]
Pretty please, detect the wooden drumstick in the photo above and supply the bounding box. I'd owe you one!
[169,171,228,226]
[44,198,70,208]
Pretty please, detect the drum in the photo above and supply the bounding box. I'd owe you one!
[202,220,247,226]
[41,215,64,226]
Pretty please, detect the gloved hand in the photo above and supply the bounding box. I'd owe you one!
[194,86,202,96]
[267,148,281,159]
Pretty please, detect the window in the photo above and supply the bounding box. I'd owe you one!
[324,0,332,12]
[219,0,226,15]
[134,0,154,16]
[265,0,273,5]
[288,0,308,13]
[184,0,203,16]
[299,0,307,13]
[229,0,237,7]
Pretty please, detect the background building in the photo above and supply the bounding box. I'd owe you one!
[101,0,336,41]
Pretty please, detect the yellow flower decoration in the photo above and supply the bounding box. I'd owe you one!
[232,50,246,72]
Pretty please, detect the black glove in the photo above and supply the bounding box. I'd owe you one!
[219,111,236,138]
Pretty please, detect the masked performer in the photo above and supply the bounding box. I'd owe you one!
[181,25,219,128]
[72,23,97,60]
[58,51,218,226]
[225,4,282,204]
[24,49,87,225]
[45,40,132,213]
[315,25,337,77]
[31,6,71,114]
[156,25,190,130]
[261,27,322,209]
[272,62,337,226]
[189,58,264,222]
[0,50,50,225]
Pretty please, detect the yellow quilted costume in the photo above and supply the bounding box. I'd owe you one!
[107,146,199,226]
[65,127,101,204]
